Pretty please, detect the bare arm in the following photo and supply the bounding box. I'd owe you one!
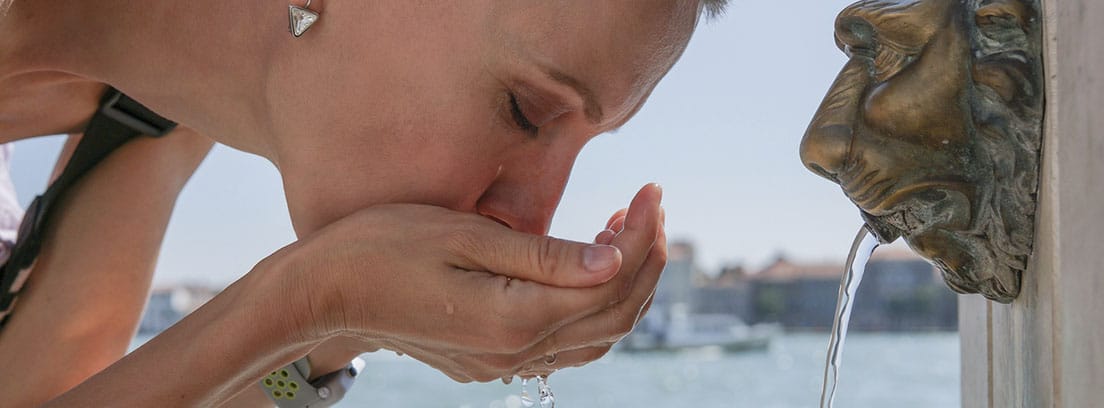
[0,128,371,407]
[0,130,665,406]
[0,128,213,406]
[35,186,664,407]
[42,251,319,407]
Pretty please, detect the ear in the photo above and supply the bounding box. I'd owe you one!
[972,0,1040,104]
[975,0,1034,32]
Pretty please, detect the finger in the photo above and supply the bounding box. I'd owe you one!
[448,224,623,288]
[605,183,663,301]
[606,208,629,230]
[636,289,656,325]
[609,216,626,234]
[470,184,662,349]
[524,225,667,357]
[517,184,662,326]
[594,229,615,245]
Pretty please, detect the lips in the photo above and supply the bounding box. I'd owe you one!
[840,156,970,215]
[849,176,897,210]
[839,158,898,212]
[837,154,974,245]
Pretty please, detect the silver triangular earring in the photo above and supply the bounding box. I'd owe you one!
[288,0,319,38]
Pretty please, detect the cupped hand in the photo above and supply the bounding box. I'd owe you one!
[275,183,665,382]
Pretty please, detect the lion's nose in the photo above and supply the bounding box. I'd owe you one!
[800,58,870,182]
[800,123,852,181]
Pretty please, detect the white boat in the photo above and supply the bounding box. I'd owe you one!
[620,303,780,352]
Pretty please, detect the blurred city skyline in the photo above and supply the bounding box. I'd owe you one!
[9,0,891,286]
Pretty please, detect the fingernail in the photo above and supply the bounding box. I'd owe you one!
[583,245,618,273]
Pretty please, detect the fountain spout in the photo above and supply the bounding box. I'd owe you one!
[799,0,1045,303]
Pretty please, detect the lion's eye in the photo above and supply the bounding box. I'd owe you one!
[872,41,918,82]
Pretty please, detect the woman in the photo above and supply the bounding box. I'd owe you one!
[0,0,725,405]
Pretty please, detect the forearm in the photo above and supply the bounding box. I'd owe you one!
[43,257,326,407]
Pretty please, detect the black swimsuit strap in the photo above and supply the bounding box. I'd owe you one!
[0,88,177,328]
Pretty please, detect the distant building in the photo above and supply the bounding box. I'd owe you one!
[644,242,959,333]
[654,241,698,310]
[139,285,220,334]
[746,257,842,329]
[743,251,957,331]
[852,251,959,331]
[687,262,742,313]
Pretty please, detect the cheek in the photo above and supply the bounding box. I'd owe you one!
[404,135,508,208]
[862,78,970,148]
[860,31,973,148]
[350,82,509,208]
[294,102,511,224]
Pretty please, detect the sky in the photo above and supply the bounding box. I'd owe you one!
[9,0,882,286]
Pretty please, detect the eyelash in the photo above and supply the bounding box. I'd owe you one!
[508,93,539,135]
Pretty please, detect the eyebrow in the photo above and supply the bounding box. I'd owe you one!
[545,69,604,125]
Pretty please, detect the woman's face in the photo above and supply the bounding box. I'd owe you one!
[268,0,702,235]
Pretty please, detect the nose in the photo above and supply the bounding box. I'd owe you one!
[800,58,870,181]
[475,148,578,235]
[800,124,852,182]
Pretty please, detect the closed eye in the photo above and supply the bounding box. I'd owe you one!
[509,93,539,135]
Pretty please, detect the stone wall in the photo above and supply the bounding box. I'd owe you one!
[959,0,1104,405]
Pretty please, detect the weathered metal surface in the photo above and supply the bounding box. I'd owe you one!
[800,0,1044,303]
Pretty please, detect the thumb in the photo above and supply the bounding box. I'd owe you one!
[454,226,623,288]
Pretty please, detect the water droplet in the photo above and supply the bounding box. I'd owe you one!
[520,378,535,408]
[537,376,555,408]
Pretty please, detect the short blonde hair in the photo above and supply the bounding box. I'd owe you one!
[701,0,730,19]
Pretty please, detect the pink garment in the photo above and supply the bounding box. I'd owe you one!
[0,143,25,323]
[0,144,23,263]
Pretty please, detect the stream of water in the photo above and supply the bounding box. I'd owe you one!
[819,226,881,408]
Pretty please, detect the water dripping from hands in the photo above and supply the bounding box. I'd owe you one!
[537,376,555,408]
[520,378,532,407]
[519,376,555,408]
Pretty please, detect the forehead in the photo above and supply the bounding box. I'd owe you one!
[837,0,958,49]
[489,0,701,128]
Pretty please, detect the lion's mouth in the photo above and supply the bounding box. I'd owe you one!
[872,181,971,214]
[840,160,973,243]
[840,156,970,212]
[839,158,899,212]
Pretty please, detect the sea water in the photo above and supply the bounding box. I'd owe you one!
[129,332,960,407]
[819,226,881,408]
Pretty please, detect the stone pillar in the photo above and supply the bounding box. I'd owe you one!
[959,0,1104,405]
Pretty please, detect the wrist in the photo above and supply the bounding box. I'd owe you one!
[253,243,341,345]
[306,337,370,380]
